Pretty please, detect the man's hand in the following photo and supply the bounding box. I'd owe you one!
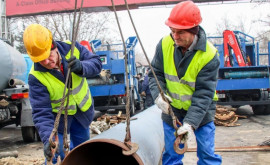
[154,93,172,114]
[67,56,82,74]
[176,123,194,143]
[44,142,52,161]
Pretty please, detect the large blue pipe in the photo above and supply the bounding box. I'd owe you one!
[62,105,164,165]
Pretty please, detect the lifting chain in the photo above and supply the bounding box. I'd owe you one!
[111,0,139,156]
[122,0,187,154]
[47,0,84,164]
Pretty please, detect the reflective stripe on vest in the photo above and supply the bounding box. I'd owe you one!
[162,35,218,110]
[29,41,92,115]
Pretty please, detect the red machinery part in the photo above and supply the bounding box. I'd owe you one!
[223,30,247,67]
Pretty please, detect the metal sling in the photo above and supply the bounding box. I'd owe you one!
[121,0,187,155]
[48,0,84,164]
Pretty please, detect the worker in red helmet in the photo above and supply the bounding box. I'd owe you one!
[148,1,222,164]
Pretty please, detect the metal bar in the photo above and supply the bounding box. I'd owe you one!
[187,146,270,152]
[61,105,164,165]
[217,100,270,106]
[95,105,126,111]
[268,42,270,66]
[257,42,260,66]
[0,151,18,159]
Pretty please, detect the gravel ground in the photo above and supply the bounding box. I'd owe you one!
[183,105,270,165]
[0,105,270,165]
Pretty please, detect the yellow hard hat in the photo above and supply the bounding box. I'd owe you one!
[23,24,53,62]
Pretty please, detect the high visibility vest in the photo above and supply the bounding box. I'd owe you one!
[29,41,92,115]
[162,35,218,110]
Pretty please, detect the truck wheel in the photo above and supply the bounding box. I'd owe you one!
[264,105,270,115]
[252,105,265,115]
[21,126,36,142]
[36,129,41,142]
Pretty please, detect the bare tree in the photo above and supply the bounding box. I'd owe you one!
[213,14,252,37]
[211,2,270,65]
[254,13,270,64]
[214,15,236,36]
[254,13,270,42]
[8,11,120,53]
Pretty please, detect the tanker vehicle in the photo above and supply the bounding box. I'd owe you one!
[0,39,37,142]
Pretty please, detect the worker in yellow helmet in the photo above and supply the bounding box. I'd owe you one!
[148,1,222,164]
[23,24,102,163]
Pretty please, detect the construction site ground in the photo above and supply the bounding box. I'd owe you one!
[0,105,270,165]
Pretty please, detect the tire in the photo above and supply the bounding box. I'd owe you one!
[252,91,270,115]
[252,105,265,115]
[264,105,270,115]
[21,126,36,142]
[36,129,41,142]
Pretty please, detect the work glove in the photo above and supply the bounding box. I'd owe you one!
[44,142,60,162]
[154,93,172,114]
[67,56,82,75]
[176,122,194,144]
[44,142,53,161]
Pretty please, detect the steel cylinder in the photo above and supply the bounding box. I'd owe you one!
[62,105,164,165]
[0,40,26,91]
[9,79,25,87]
[224,71,269,79]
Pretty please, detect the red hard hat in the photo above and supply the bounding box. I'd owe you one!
[80,40,93,53]
[165,1,202,29]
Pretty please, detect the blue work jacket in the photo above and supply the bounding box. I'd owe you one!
[28,41,102,145]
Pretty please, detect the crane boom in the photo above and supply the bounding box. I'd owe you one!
[223,30,248,67]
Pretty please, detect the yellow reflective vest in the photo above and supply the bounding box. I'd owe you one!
[162,35,218,110]
[29,41,92,115]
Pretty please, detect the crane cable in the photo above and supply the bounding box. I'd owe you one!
[48,0,84,164]
[111,0,139,156]
[122,0,187,154]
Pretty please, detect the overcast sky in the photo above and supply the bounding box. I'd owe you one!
[115,2,270,60]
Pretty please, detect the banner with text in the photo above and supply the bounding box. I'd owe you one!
[6,0,181,17]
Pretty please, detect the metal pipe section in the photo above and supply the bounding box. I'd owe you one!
[0,40,26,91]
[8,79,25,87]
[62,105,164,165]
[224,71,269,79]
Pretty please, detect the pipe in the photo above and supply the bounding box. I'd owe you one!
[224,71,269,79]
[8,78,25,87]
[62,105,164,165]
[0,151,18,159]
[187,145,270,152]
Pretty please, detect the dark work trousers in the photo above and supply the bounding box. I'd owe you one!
[144,94,154,109]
